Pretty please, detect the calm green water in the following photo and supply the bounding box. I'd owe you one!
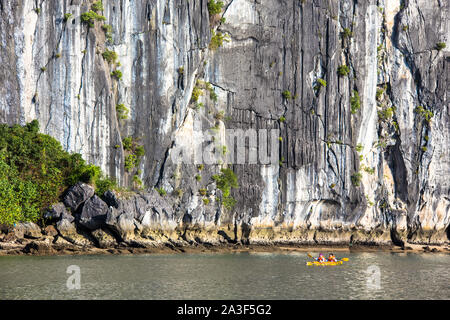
[0,251,449,300]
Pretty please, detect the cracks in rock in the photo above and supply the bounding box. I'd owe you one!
[226,34,260,44]
[44,16,70,134]
[223,0,235,16]
[155,141,175,188]
[325,143,344,188]
[87,87,106,153]
[209,82,236,94]
[71,32,90,153]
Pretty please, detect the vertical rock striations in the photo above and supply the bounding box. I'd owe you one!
[0,0,448,246]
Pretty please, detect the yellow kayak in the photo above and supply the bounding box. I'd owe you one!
[306,260,343,266]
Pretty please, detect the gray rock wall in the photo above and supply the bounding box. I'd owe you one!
[0,0,448,246]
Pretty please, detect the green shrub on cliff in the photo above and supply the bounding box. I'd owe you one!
[282,90,292,100]
[317,78,327,88]
[124,154,138,171]
[116,103,129,120]
[111,69,123,80]
[337,65,350,76]
[435,42,446,51]
[341,28,353,39]
[0,121,115,225]
[414,105,434,123]
[102,24,113,42]
[191,84,203,102]
[92,1,104,12]
[63,13,73,22]
[350,90,360,114]
[156,187,167,197]
[351,172,362,187]
[81,10,106,27]
[209,31,230,50]
[122,137,133,151]
[208,0,224,16]
[122,137,145,172]
[102,49,118,64]
[212,168,238,210]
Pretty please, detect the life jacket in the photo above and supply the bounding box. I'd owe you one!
[317,256,325,262]
[328,255,336,262]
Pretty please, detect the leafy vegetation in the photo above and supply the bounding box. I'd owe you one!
[355,143,364,153]
[363,166,375,175]
[337,65,350,76]
[435,42,446,51]
[122,137,145,172]
[351,172,362,187]
[206,82,218,102]
[81,10,106,27]
[414,105,434,123]
[0,121,115,225]
[282,90,292,100]
[341,28,353,39]
[122,137,133,151]
[214,111,225,121]
[132,174,143,188]
[174,189,183,197]
[63,13,73,22]
[376,88,384,101]
[92,1,104,12]
[208,0,224,16]
[134,145,145,157]
[317,78,327,88]
[102,24,113,42]
[209,31,230,50]
[102,49,118,64]
[124,154,138,171]
[350,90,360,114]
[191,82,203,102]
[111,69,123,80]
[156,187,166,197]
[116,104,129,120]
[212,168,238,210]
[378,106,395,121]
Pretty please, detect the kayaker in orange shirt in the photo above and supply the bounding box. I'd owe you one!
[327,253,337,262]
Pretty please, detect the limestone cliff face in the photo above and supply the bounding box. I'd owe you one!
[1,0,449,246]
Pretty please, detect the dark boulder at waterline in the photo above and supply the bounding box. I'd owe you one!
[63,182,95,212]
[79,195,109,230]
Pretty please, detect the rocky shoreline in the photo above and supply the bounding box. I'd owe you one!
[1,182,448,257]
[1,238,448,257]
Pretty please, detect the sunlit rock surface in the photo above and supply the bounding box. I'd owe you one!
[0,0,448,246]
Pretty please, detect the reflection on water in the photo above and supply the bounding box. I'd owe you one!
[0,251,449,299]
